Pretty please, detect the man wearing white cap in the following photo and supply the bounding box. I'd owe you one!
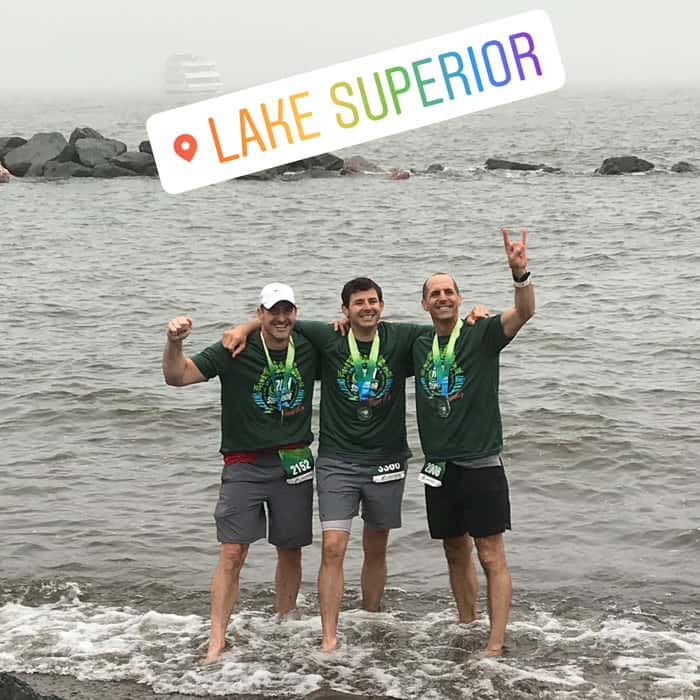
[162,283,319,663]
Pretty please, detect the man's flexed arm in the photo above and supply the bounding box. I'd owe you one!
[499,228,535,339]
[162,316,206,386]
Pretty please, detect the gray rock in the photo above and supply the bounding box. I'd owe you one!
[25,162,45,177]
[3,132,71,177]
[341,155,385,174]
[68,127,104,144]
[670,160,696,173]
[595,156,654,175]
[110,151,155,173]
[238,152,343,180]
[138,140,152,154]
[0,672,63,700]
[91,163,139,178]
[0,136,28,161]
[425,163,445,173]
[74,137,127,167]
[43,161,94,179]
[485,158,560,173]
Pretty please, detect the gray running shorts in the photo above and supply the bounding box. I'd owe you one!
[214,453,313,548]
[315,455,406,531]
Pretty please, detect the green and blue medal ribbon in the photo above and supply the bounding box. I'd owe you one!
[260,332,295,422]
[431,319,462,417]
[348,329,379,419]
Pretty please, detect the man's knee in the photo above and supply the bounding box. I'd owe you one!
[219,543,249,573]
[362,528,389,559]
[321,531,348,565]
[277,546,302,566]
[475,535,507,573]
[443,536,472,565]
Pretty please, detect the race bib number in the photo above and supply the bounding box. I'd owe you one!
[418,460,446,487]
[279,447,314,484]
[371,461,406,483]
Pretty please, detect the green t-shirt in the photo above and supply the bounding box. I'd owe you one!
[412,315,512,461]
[190,331,319,453]
[296,320,430,462]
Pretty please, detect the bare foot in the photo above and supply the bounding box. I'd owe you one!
[276,607,301,622]
[201,649,224,665]
[480,646,503,658]
[320,638,340,652]
[200,639,231,665]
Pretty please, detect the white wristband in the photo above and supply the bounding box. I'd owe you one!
[513,275,531,288]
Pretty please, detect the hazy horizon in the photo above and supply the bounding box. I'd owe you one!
[1,0,699,95]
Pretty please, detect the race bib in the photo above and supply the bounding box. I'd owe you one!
[371,461,406,483]
[279,447,314,484]
[418,460,446,487]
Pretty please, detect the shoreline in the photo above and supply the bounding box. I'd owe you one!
[7,673,395,700]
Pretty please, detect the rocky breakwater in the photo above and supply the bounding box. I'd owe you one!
[0,128,157,180]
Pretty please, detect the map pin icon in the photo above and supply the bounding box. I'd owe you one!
[173,133,197,162]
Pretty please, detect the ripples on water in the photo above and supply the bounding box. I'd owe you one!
[0,88,698,698]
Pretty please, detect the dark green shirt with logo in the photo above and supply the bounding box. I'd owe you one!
[412,315,512,462]
[190,331,319,453]
[296,320,429,463]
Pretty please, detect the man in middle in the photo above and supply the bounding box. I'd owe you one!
[223,278,485,651]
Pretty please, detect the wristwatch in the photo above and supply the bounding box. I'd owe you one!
[512,270,531,283]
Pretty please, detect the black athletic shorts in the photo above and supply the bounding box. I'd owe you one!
[425,462,511,539]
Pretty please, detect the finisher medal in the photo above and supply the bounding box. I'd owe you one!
[357,404,373,421]
[436,396,451,418]
[348,329,380,424]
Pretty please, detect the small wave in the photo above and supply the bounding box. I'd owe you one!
[0,585,697,699]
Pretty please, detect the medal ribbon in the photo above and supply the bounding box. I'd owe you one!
[431,319,463,397]
[347,330,380,402]
[260,332,295,417]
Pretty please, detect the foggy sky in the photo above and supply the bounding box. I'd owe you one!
[1,0,698,93]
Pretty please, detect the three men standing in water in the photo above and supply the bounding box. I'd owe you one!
[162,228,533,660]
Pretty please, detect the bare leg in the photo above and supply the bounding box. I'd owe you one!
[474,533,511,655]
[442,535,478,623]
[361,527,389,611]
[317,529,350,651]
[206,543,249,663]
[275,546,302,616]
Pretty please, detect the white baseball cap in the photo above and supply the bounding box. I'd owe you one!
[259,282,296,309]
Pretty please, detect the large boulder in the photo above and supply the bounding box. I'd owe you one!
[68,126,104,144]
[485,158,560,173]
[3,132,72,176]
[91,163,139,178]
[341,155,385,174]
[0,136,27,162]
[670,161,696,173]
[285,153,344,172]
[43,161,94,179]
[595,156,654,175]
[74,137,127,167]
[110,151,155,174]
[238,151,343,180]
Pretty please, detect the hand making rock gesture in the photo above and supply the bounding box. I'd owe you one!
[502,228,528,277]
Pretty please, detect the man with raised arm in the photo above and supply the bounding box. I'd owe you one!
[223,279,488,651]
[412,228,535,656]
[162,283,319,663]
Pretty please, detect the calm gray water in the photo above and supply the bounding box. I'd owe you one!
[0,87,698,699]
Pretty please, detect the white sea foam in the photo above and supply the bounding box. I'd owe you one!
[1,590,698,698]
